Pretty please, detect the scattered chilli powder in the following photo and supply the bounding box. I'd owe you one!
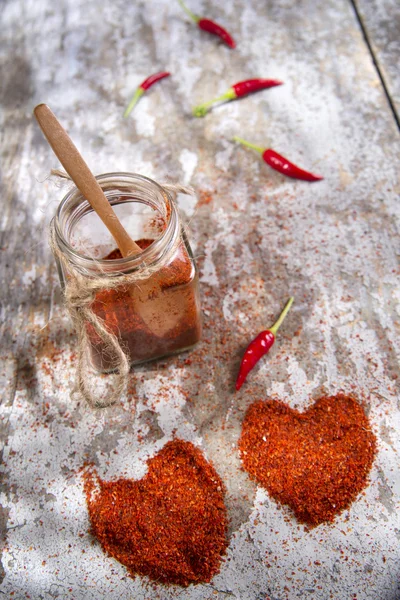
[83,439,228,586]
[239,394,377,526]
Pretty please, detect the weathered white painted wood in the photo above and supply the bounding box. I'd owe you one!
[355,0,400,121]
[1,0,399,598]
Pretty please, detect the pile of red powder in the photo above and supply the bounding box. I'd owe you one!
[239,394,377,526]
[83,439,228,586]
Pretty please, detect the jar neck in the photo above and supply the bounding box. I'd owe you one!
[52,173,180,277]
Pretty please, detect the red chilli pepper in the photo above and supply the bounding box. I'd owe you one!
[236,297,294,391]
[193,79,283,117]
[233,137,323,182]
[178,0,235,48]
[124,71,170,118]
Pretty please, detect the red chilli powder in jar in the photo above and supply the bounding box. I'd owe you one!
[83,439,228,586]
[239,394,377,526]
[88,238,202,371]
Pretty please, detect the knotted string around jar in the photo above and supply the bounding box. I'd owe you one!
[49,175,195,409]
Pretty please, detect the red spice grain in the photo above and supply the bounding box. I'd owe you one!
[239,394,377,526]
[83,439,228,586]
[88,239,201,370]
[197,190,213,206]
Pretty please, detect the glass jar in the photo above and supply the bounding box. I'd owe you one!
[52,172,202,372]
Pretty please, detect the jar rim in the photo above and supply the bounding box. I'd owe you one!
[53,172,179,273]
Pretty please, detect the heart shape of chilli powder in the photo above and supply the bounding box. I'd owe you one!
[239,394,377,526]
[83,439,228,586]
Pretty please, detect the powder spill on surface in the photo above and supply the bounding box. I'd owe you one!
[2,0,400,598]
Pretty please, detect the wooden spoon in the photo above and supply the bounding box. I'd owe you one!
[34,103,141,257]
[34,104,182,338]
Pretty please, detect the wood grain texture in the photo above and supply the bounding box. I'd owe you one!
[1,0,399,598]
[354,0,400,123]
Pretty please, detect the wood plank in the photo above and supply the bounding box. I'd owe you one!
[1,0,399,598]
[354,0,400,123]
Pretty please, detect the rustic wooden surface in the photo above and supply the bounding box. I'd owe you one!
[355,0,400,121]
[1,0,399,599]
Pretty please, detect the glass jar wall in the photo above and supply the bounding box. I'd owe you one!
[52,173,202,371]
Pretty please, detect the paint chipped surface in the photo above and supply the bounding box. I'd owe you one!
[1,0,400,599]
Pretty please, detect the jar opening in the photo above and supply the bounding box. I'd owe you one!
[53,173,180,275]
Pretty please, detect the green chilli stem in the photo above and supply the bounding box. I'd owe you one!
[177,0,199,23]
[233,136,264,154]
[193,88,236,117]
[123,87,145,118]
[269,297,294,336]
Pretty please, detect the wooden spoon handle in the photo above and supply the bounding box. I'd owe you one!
[34,104,141,257]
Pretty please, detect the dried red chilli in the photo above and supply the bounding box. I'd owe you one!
[236,297,293,391]
[193,79,283,117]
[124,71,170,117]
[197,19,236,48]
[233,137,323,182]
[177,0,235,48]
[233,79,283,97]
